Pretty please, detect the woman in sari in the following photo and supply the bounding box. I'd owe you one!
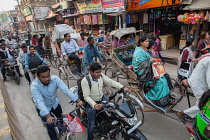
[132,36,176,107]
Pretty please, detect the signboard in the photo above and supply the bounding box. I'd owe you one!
[34,7,49,19]
[102,0,125,13]
[22,7,32,17]
[17,13,25,22]
[75,0,102,14]
[127,0,181,11]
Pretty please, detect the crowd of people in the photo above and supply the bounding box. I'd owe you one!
[1,28,210,140]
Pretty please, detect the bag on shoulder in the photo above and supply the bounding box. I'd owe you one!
[77,76,91,102]
[28,54,42,69]
[122,49,133,62]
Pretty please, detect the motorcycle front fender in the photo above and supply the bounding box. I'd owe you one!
[126,129,147,140]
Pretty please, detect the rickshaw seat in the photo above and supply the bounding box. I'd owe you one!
[116,54,132,66]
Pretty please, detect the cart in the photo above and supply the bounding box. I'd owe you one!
[105,44,186,118]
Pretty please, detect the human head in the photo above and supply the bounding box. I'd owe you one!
[1,43,5,50]
[198,90,210,110]
[64,33,71,42]
[138,36,149,48]
[0,39,5,44]
[36,65,51,86]
[90,63,102,80]
[155,34,161,41]
[87,37,94,46]
[105,30,111,36]
[185,38,194,48]
[29,46,36,54]
[147,39,155,50]
[200,31,209,40]
[80,32,85,39]
[150,36,156,41]
[100,31,104,35]
[21,44,27,52]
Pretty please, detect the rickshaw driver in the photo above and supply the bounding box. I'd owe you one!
[177,57,210,122]
[61,33,84,77]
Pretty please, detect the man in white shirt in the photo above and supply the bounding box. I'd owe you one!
[177,57,210,121]
[61,33,83,76]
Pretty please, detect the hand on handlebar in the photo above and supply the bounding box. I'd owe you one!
[76,100,84,107]
[181,79,190,88]
[26,69,31,72]
[94,104,103,110]
[46,114,57,124]
[123,87,132,93]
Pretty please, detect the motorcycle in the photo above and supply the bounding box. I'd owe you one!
[4,59,20,85]
[70,87,147,140]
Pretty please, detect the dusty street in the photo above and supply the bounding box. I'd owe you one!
[4,62,196,140]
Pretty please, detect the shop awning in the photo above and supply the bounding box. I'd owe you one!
[107,12,123,16]
[182,0,193,4]
[183,0,210,10]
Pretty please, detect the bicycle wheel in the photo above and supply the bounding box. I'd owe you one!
[59,67,69,88]
[14,72,20,85]
[65,133,76,140]
[50,56,58,69]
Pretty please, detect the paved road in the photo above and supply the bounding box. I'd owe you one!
[4,62,195,140]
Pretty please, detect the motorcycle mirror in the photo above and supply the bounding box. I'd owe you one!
[109,92,117,101]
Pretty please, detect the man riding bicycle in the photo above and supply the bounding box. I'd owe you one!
[81,63,131,140]
[25,46,49,82]
[31,65,83,140]
[18,44,30,84]
[0,43,22,81]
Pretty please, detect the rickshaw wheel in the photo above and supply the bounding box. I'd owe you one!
[58,68,69,88]
[170,78,184,104]
[105,67,119,82]
[50,56,58,69]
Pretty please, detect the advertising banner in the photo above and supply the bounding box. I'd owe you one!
[102,0,125,13]
[22,7,32,17]
[34,7,49,19]
[127,0,181,11]
[75,0,102,14]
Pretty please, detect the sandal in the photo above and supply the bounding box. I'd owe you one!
[176,112,186,124]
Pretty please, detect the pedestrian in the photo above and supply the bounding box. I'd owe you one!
[31,65,83,140]
[154,34,164,63]
[195,31,210,58]
[178,39,197,81]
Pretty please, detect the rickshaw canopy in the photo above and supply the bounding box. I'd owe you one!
[52,24,80,41]
[110,27,143,39]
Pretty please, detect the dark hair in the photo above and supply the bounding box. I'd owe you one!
[21,44,27,48]
[29,46,35,50]
[0,39,5,43]
[36,65,50,76]
[80,32,85,36]
[198,90,210,110]
[87,37,94,42]
[150,36,156,42]
[101,31,104,34]
[33,35,37,38]
[200,31,208,40]
[90,63,102,72]
[105,30,111,35]
[138,36,148,46]
[185,39,193,47]
[155,34,161,41]
[147,39,155,50]
[64,33,70,38]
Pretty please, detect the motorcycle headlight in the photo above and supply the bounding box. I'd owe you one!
[124,116,138,126]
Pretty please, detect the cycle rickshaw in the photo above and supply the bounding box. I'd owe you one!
[105,38,186,124]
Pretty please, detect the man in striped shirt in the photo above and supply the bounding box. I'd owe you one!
[61,33,83,77]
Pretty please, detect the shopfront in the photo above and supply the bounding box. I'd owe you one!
[126,0,182,50]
